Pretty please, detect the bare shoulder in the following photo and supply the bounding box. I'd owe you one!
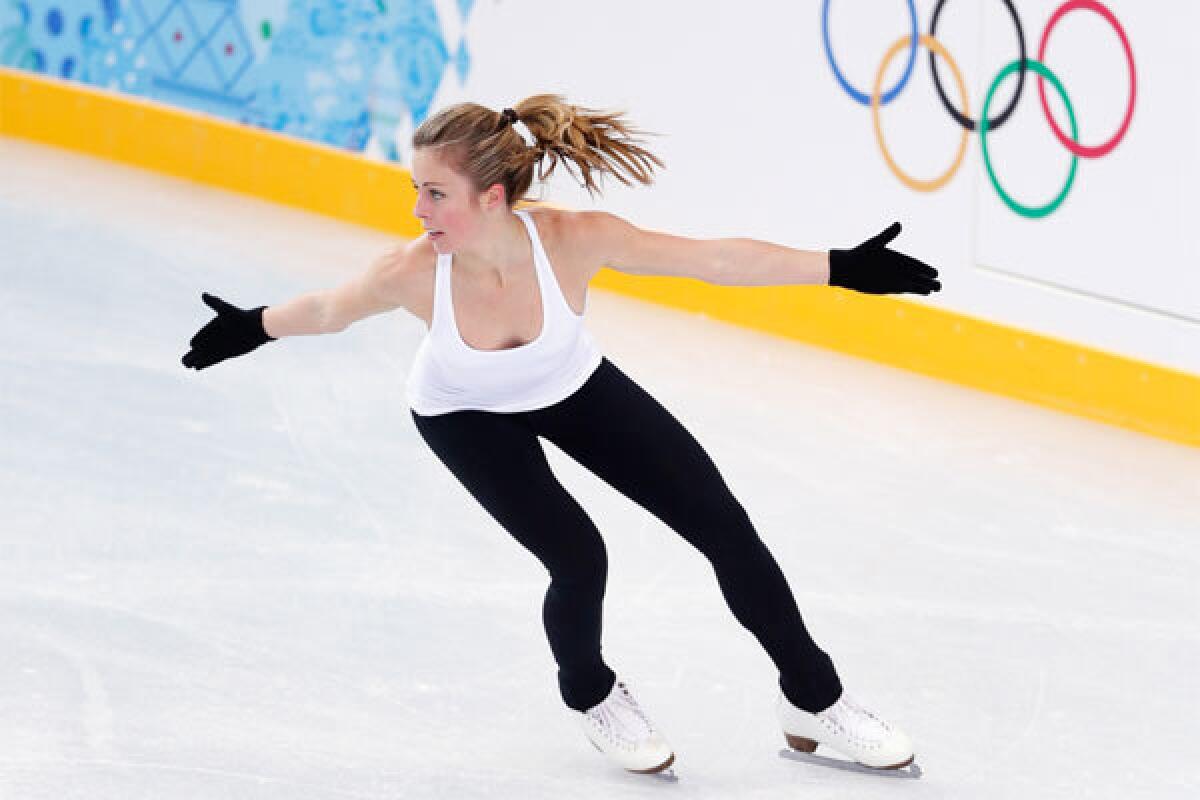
[530,206,627,243]
[381,234,437,322]
[525,206,629,281]
[326,233,437,330]
[396,233,439,275]
[372,233,437,292]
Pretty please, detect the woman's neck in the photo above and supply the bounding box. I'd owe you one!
[453,211,531,288]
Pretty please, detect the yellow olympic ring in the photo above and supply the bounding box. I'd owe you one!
[871,34,969,192]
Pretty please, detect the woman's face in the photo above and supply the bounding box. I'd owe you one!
[410,148,487,254]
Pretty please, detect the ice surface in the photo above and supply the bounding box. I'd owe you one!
[2,136,1198,799]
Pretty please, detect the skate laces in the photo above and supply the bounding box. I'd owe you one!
[819,694,893,748]
[583,681,656,750]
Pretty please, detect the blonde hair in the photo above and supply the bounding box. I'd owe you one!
[412,94,663,205]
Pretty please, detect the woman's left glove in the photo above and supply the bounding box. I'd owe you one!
[829,222,942,295]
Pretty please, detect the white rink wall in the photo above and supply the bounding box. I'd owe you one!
[431,0,1198,375]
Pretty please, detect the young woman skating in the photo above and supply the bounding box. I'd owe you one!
[182,95,940,775]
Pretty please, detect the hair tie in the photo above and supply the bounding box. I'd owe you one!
[502,108,535,148]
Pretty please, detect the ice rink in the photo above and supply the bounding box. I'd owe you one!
[2,135,1198,799]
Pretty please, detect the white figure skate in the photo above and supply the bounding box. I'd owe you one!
[778,691,915,769]
[579,679,675,774]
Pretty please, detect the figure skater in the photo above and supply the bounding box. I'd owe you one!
[182,95,940,775]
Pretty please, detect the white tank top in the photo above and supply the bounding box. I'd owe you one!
[406,209,604,416]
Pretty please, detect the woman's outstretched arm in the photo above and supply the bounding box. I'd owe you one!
[578,212,939,295]
[261,237,428,337]
[182,238,429,370]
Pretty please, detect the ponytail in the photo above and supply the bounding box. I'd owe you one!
[412,94,663,205]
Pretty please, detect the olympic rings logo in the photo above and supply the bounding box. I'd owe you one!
[821,0,1137,218]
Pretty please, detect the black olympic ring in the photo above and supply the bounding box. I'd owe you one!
[929,0,1027,133]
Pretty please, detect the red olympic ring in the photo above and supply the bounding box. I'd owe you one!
[1037,0,1136,158]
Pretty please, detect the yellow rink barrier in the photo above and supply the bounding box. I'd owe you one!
[3,67,1196,448]
[0,67,421,235]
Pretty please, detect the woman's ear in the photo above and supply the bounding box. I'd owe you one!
[482,183,506,211]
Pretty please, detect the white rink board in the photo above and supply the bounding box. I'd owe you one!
[439,0,1200,374]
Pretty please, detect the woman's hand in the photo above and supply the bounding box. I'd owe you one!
[181,293,276,370]
[829,222,941,295]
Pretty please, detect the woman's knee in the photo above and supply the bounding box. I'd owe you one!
[544,533,608,589]
[681,495,763,558]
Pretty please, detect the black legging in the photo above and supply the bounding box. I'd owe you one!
[411,357,842,713]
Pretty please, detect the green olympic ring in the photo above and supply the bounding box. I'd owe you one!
[980,58,1078,219]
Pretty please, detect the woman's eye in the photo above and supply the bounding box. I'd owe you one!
[431,191,444,199]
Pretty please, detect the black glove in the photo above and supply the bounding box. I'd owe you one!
[829,222,942,295]
[181,292,276,370]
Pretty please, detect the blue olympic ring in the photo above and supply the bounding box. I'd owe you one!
[822,0,918,107]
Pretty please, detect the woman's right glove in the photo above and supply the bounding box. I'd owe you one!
[181,292,276,370]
